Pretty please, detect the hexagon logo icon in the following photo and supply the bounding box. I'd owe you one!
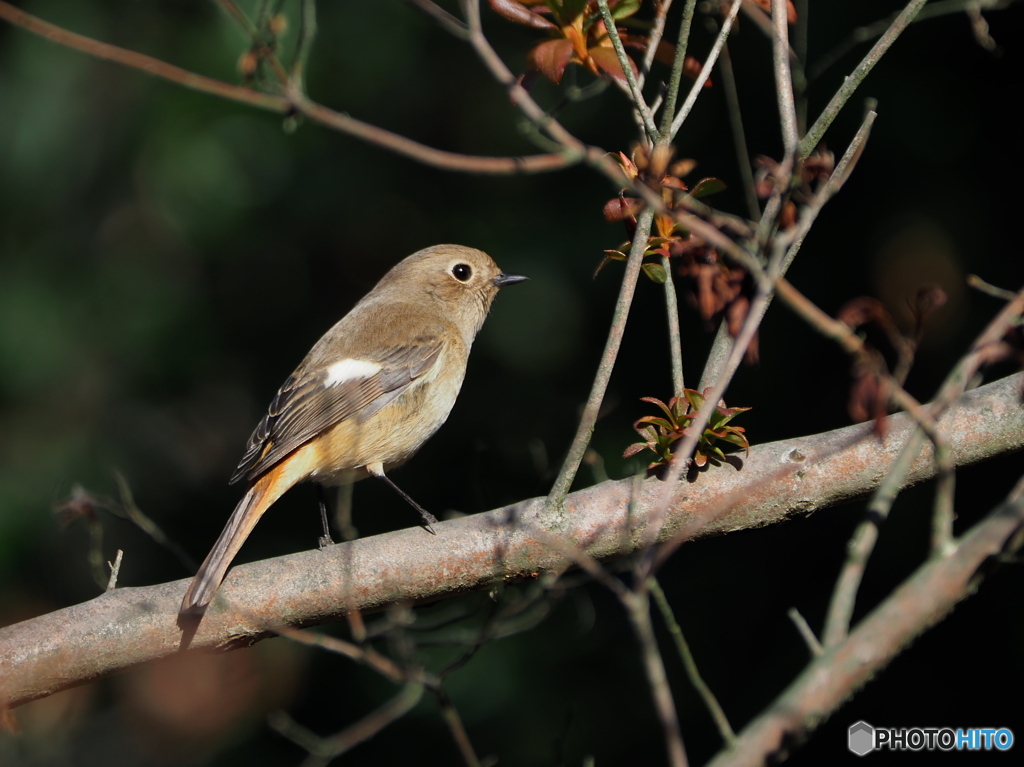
[848,721,875,756]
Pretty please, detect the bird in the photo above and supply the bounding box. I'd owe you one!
[179,244,527,615]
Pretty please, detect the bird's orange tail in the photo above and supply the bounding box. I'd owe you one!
[179,471,283,615]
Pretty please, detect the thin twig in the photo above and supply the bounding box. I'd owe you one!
[791,0,809,132]
[106,550,124,591]
[775,277,941,437]
[658,0,698,136]
[274,623,408,684]
[596,0,660,141]
[269,683,424,767]
[650,578,736,745]
[806,0,1014,85]
[771,0,800,159]
[931,444,957,555]
[968,274,1018,301]
[431,687,483,767]
[0,1,578,176]
[528,522,688,764]
[291,0,318,90]
[213,0,262,41]
[768,106,876,274]
[624,588,689,767]
[546,207,656,514]
[0,1,290,108]
[799,0,928,159]
[114,471,198,573]
[214,0,290,83]
[645,281,772,575]
[289,87,583,173]
[787,607,824,658]
[461,0,590,151]
[662,255,686,395]
[718,41,761,220]
[669,0,743,139]
[637,0,674,90]
[406,0,471,39]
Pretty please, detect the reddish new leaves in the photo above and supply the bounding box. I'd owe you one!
[492,0,639,85]
[601,144,758,358]
[490,0,709,87]
[624,389,751,473]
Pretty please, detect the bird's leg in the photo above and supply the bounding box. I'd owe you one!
[316,484,335,548]
[375,473,438,534]
[365,462,439,534]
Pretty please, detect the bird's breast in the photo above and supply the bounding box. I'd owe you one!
[308,346,468,484]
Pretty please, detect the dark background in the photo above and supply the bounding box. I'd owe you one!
[1,0,1022,764]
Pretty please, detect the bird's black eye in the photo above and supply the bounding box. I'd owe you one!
[452,263,472,282]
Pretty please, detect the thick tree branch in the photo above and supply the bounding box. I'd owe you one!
[1,374,1022,710]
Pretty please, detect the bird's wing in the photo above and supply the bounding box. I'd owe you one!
[230,334,443,484]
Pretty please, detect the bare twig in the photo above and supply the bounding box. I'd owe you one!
[0,1,578,175]
[106,550,124,591]
[637,0,675,90]
[596,0,660,141]
[0,1,289,108]
[651,578,736,745]
[806,0,1015,84]
[213,0,262,41]
[269,683,424,766]
[288,87,582,173]
[547,207,656,515]
[771,0,800,160]
[461,0,589,152]
[662,255,686,395]
[968,273,1018,301]
[775,276,940,435]
[522,509,688,765]
[431,687,483,767]
[114,471,198,573]
[291,0,318,90]
[669,0,743,139]
[718,41,761,220]
[658,0,698,135]
[787,607,824,658]
[406,0,471,39]
[791,0,809,131]
[625,588,689,767]
[799,0,928,159]
[648,278,772,565]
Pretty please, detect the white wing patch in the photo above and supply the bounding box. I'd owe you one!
[325,358,382,386]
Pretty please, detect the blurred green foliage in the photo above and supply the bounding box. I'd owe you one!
[1,1,1023,765]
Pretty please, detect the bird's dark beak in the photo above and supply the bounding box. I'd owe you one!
[493,273,529,287]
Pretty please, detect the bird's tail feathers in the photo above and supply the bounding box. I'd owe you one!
[179,473,281,615]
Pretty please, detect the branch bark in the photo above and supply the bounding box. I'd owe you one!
[1,374,1021,710]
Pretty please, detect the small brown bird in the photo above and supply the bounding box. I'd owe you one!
[180,245,527,614]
